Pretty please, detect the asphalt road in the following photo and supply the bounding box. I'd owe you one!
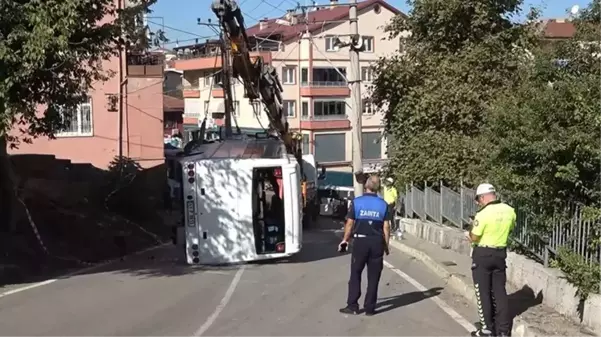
[0,230,478,336]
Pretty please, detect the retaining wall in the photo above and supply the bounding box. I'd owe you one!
[400,218,601,335]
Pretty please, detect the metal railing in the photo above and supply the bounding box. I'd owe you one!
[401,182,600,267]
[301,81,348,87]
[300,114,348,121]
[127,53,165,65]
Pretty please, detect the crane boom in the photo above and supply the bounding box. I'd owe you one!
[210,0,301,159]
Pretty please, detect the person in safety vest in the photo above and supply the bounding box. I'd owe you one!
[468,183,516,337]
[382,177,400,237]
[338,175,391,316]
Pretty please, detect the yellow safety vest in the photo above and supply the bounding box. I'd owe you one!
[383,186,398,205]
[472,200,516,247]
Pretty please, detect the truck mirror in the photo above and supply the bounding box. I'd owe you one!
[317,166,326,180]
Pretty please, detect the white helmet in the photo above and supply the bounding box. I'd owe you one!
[386,177,394,183]
[475,183,496,199]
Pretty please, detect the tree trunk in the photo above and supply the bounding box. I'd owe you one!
[0,136,18,232]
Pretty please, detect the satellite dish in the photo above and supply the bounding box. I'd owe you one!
[571,5,580,15]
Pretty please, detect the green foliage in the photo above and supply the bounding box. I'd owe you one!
[105,156,148,220]
[372,0,538,189]
[374,0,599,209]
[554,246,600,300]
[107,156,142,184]
[374,0,601,296]
[0,0,166,145]
[486,57,600,212]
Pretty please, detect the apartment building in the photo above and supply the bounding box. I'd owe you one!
[9,0,166,170]
[10,52,165,170]
[173,0,403,174]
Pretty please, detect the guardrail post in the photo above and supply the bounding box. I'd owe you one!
[405,184,409,218]
[439,180,444,224]
[543,236,550,267]
[424,181,428,219]
[460,179,464,226]
[411,181,415,219]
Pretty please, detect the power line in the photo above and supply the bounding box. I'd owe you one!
[260,0,290,16]
[163,37,220,46]
[146,20,215,39]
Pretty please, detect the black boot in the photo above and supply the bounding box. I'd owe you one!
[339,306,359,315]
[470,329,492,337]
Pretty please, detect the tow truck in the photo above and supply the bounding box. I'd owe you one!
[171,0,325,265]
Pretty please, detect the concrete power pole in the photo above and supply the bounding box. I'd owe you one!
[349,0,364,197]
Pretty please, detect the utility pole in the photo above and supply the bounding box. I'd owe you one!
[219,32,234,138]
[349,0,364,197]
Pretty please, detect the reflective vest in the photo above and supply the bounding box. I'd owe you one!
[472,200,516,247]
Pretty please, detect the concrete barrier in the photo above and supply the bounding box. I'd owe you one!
[400,218,601,335]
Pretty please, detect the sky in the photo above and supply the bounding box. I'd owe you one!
[149,0,592,47]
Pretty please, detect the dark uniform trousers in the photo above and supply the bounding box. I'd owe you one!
[472,246,510,334]
[346,194,388,313]
[347,236,384,312]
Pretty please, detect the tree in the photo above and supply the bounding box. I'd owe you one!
[0,0,165,232]
[485,1,600,214]
[371,0,538,188]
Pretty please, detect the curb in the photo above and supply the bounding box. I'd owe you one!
[389,238,534,337]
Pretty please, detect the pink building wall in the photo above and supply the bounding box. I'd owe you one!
[10,55,165,170]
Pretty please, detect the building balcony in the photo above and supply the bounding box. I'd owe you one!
[300,81,350,97]
[212,88,224,98]
[183,88,201,98]
[174,51,273,71]
[127,53,164,77]
[300,114,350,130]
[183,112,201,125]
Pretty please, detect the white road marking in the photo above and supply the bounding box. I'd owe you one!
[383,260,477,333]
[0,243,170,299]
[194,265,246,336]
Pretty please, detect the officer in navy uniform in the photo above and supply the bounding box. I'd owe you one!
[338,174,392,316]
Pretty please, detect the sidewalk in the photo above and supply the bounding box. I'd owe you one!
[391,234,595,336]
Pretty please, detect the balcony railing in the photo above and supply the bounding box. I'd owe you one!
[301,81,348,87]
[127,53,164,65]
[301,114,348,121]
[177,51,220,60]
[184,112,202,118]
[127,53,164,76]
[174,46,276,61]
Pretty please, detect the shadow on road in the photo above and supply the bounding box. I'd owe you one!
[374,287,444,314]
[0,228,347,290]
[508,285,544,318]
[250,229,345,265]
[473,285,544,333]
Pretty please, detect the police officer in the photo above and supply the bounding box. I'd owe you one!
[338,175,392,316]
[382,177,400,237]
[468,183,516,337]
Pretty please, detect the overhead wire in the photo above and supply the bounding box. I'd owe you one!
[308,36,385,145]
[201,50,221,125]
[308,37,354,113]
[146,20,217,39]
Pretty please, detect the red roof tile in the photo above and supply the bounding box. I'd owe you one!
[542,20,576,39]
[163,95,184,112]
[245,0,403,42]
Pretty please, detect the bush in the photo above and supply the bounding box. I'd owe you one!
[553,246,600,300]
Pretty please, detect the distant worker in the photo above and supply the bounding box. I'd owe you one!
[468,183,516,337]
[382,177,400,237]
[338,175,391,316]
